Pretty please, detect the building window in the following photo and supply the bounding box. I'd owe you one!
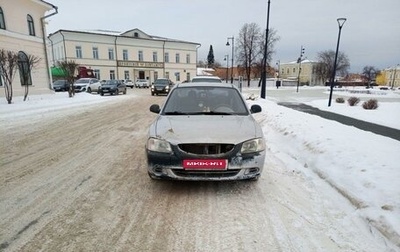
[165,72,169,79]
[293,68,296,73]
[0,7,5,30]
[94,69,100,79]
[108,48,114,60]
[110,70,115,80]
[164,52,169,63]
[154,71,158,80]
[92,47,99,59]
[186,54,190,64]
[123,49,128,60]
[17,51,32,86]
[75,46,82,58]
[27,14,35,36]
[138,50,143,61]
[175,72,180,82]
[186,72,190,82]
[153,52,158,62]
[134,32,139,38]
[175,53,180,63]
[124,70,129,80]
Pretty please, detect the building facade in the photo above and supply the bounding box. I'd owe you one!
[382,65,400,88]
[278,59,323,86]
[48,29,200,84]
[0,0,57,97]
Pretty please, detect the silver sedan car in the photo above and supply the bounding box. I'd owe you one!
[146,82,266,181]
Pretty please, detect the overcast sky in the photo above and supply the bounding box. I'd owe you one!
[45,0,400,73]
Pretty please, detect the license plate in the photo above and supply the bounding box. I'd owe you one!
[183,159,227,170]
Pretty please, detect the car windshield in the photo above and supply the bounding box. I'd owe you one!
[191,78,222,83]
[105,80,119,85]
[154,79,169,85]
[53,80,66,85]
[162,86,249,115]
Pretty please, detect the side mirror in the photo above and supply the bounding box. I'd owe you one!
[150,104,161,114]
[250,104,262,114]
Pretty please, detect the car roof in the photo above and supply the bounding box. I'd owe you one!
[192,76,221,79]
[174,82,236,88]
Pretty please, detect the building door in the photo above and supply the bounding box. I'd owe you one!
[139,71,145,79]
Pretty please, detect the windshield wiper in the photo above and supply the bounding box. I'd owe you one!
[164,111,189,115]
[189,111,234,115]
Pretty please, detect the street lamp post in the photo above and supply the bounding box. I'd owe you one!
[226,36,234,84]
[328,18,347,107]
[296,46,305,93]
[224,55,229,83]
[261,0,271,99]
[276,60,280,88]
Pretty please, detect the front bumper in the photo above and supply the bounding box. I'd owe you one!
[146,145,265,181]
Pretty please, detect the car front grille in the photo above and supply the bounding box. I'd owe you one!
[178,144,234,155]
[171,169,240,178]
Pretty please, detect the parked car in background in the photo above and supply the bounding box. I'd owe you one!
[99,79,127,96]
[151,78,174,96]
[191,76,222,83]
[73,78,101,93]
[135,79,149,88]
[125,79,134,88]
[146,82,265,181]
[52,79,69,92]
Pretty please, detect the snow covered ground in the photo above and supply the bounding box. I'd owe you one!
[1,86,399,249]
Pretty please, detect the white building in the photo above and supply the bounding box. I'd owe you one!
[279,59,323,86]
[48,29,201,84]
[0,0,57,96]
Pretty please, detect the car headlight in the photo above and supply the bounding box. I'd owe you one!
[241,138,265,153]
[147,138,172,153]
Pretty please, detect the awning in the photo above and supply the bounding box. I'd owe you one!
[51,67,67,77]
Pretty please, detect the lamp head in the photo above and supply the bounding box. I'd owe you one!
[226,41,230,46]
[337,18,347,28]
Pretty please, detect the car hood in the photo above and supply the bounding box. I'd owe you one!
[74,83,88,87]
[102,84,117,88]
[152,115,262,145]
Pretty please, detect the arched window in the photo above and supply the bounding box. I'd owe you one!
[27,14,35,36]
[0,7,5,29]
[18,51,32,86]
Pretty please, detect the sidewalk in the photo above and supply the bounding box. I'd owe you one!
[278,102,400,141]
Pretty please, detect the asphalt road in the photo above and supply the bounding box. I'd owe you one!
[278,102,400,141]
[0,88,393,251]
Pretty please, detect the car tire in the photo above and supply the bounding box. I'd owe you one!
[100,92,104,96]
[87,87,91,93]
[123,89,127,94]
[151,92,154,96]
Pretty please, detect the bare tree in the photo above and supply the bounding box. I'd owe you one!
[57,60,78,97]
[362,65,379,88]
[0,49,19,104]
[236,23,262,87]
[18,53,41,101]
[315,50,350,84]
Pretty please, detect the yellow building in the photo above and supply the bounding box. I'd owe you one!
[48,29,200,84]
[0,0,57,96]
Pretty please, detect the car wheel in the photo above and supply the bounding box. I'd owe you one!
[114,91,118,95]
[123,89,127,94]
[87,87,91,93]
[151,92,154,96]
[100,92,104,96]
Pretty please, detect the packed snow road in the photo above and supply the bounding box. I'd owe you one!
[0,89,394,251]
